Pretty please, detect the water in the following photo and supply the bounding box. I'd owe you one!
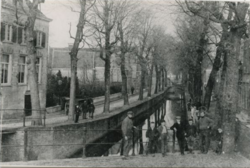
[108,100,179,156]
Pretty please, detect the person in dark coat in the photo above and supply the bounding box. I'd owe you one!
[197,111,213,154]
[170,116,186,155]
[88,99,95,119]
[121,111,134,159]
[74,105,81,123]
[186,119,197,153]
[158,120,169,157]
[81,100,88,119]
[145,122,160,156]
[214,128,223,154]
[131,86,135,95]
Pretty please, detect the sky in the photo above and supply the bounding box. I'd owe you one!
[41,0,179,48]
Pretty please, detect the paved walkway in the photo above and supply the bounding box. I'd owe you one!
[1,91,149,130]
[2,152,250,167]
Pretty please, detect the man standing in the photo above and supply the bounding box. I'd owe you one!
[186,119,197,154]
[74,105,81,123]
[121,111,134,159]
[158,120,169,157]
[145,122,160,156]
[198,111,213,154]
[170,116,186,155]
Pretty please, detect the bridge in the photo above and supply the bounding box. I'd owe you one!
[1,84,184,161]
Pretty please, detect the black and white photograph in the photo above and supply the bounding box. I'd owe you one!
[1,0,250,167]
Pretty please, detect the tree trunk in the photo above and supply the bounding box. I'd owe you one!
[25,4,42,126]
[161,67,165,90]
[104,55,111,112]
[221,2,249,153]
[203,46,223,110]
[164,69,168,87]
[148,62,154,97]
[69,0,86,119]
[120,53,129,105]
[154,65,159,94]
[158,67,162,91]
[221,31,240,153]
[139,70,145,100]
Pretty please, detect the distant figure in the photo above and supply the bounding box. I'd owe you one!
[121,111,134,160]
[190,104,197,123]
[81,100,88,119]
[186,119,197,154]
[235,117,240,152]
[214,128,223,154]
[65,103,69,115]
[170,116,186,155]
[158,120,169,157]
[74,105,81,123]
[145,122,160,156]
[131,86,135,95]
[198,111,213,154]
[88,99,95,119]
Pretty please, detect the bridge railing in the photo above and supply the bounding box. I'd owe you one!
[1,127,179,158]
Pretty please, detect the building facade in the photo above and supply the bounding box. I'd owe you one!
[0,0,51,118]
[49,46,139,89]
[49,46,105,83]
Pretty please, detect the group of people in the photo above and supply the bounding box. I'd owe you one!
[65,99,95,123]
[121,106,240,159]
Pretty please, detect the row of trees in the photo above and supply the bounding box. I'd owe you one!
[174,1,250,153]
[14,0,173,125]
[67,0,174,119]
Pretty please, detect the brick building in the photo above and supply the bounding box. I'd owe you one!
[0,0,51,118]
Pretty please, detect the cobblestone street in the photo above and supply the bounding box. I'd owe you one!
[2,152,250,167]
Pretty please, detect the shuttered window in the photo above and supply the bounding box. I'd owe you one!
[18,56,26,83]
[35,31,46,48]
[0,23,18,43]
[1,54,11,84]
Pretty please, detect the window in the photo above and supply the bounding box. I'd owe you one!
[36,58,41,83]
[36,31,46,48]
[1,23,17,43]
[1,54,11,84]
[18,56,26,83]
[18,27,26,44]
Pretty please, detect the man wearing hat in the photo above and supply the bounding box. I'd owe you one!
[186,118,197,153]
[145,122,160,156]
[170,116,186,155]
[197,111,213,154]
[157,119,169,157]
[122,111,134,159]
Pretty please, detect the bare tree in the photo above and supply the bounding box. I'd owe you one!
[180,0,249,153]
[116,0,138,105]
[89,0,120,112]
[68,0,95,120]
[133,10,154,100]
[12,0,46,125]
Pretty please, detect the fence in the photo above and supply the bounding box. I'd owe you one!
[1,127,179,158]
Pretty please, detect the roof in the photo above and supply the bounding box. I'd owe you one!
[2,0,52,22]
